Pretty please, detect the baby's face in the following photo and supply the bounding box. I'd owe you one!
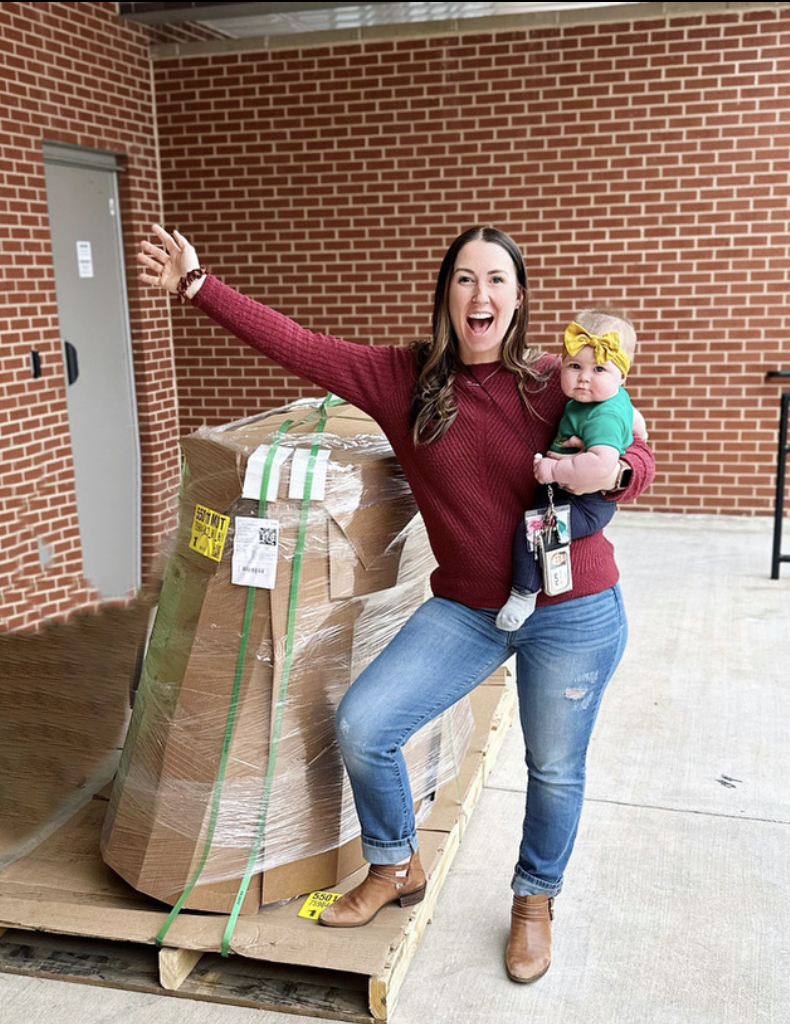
[560,345,624,403]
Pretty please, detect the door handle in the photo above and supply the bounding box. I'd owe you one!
[64,340,79,385]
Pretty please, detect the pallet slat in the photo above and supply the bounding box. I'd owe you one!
[159,946,204,991]
[0,930,373,1022]
[0,674,515,1021]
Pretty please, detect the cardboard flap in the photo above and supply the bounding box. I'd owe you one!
[181,436,244,511]
[324,457,416,570]
[327,519,402,599]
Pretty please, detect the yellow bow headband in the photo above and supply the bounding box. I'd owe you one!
[563,321,631,376]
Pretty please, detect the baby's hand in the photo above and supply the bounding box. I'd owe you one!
[533,453,556,484]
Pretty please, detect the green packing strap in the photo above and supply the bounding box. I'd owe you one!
[220,395,333,955]
[155,417,295,948]
[156,392,465,955]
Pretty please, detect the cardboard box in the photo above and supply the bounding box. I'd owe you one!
[101,397,474,913]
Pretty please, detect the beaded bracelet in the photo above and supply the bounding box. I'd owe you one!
[176,267,207,304]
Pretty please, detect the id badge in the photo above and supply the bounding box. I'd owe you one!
[537,531,573,596]
[534,490,573,596]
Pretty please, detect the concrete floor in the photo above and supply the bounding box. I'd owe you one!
[2,511,788,1024]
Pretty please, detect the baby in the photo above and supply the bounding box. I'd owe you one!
[496,309,647,631]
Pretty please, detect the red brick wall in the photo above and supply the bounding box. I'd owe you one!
[153,6,790,517]
[0,2,183,631]
[3,5,788,629]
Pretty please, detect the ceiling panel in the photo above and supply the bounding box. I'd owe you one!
[119,2,647,39]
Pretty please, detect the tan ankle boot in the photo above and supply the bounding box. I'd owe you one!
[319,852,426,928]
[505,894,553,983]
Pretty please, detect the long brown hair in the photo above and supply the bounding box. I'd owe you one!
[409,226,546,445]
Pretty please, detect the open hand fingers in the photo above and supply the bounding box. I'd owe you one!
[142,225,183,266]
[151,224,198,268]
[136,240,170,286]
[153,225,195,261]
[138,239,166,266]
[151,222,178,251]
[138,224,199,291]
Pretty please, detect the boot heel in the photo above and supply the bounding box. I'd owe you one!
[398,884,426,908]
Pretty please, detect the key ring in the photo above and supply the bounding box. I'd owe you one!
[542,484,559,541]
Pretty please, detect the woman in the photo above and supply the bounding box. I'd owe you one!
[139,224,654,983]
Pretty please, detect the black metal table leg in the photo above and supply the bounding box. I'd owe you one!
[771,391,790,579]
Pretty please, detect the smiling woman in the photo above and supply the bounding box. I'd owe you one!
[448,238,524,364]
[137,221,655,983]
[406,226,535,446]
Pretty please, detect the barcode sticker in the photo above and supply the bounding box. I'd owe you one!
[231,516,280,589]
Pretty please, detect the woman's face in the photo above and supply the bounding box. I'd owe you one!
[447,239,523,364]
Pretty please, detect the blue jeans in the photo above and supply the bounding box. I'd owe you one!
[335,586,628,897]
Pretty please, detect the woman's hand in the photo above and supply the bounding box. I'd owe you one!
[137,224,200,294]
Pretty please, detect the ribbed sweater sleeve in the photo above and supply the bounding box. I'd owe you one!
[192,274,413,416]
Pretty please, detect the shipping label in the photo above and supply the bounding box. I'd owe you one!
[189,504,230,562]
[232,516,280,589]
[298,890,343,920]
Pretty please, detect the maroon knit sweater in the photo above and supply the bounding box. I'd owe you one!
[193,276,655,609]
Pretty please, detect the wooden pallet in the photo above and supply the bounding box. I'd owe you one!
[0,672,515,1022]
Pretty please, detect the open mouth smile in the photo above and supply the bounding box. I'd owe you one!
[467,312,494,335]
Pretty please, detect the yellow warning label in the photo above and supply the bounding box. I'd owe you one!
[189,504,230,562]
[298,890,343,920]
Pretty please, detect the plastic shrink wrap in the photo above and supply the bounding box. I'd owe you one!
[101,396,475,913]
[0,603,149,872]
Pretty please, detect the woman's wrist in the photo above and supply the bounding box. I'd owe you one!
[186,272,206,300]
[176,267,207,303]
[607,460,632,492]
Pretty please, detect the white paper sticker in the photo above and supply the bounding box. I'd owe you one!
[289,448,330,501]
[242,445,292,501]
[232,517,280,589]
[76,240,94,278]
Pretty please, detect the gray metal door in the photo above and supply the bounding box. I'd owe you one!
[43,143,140,599]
